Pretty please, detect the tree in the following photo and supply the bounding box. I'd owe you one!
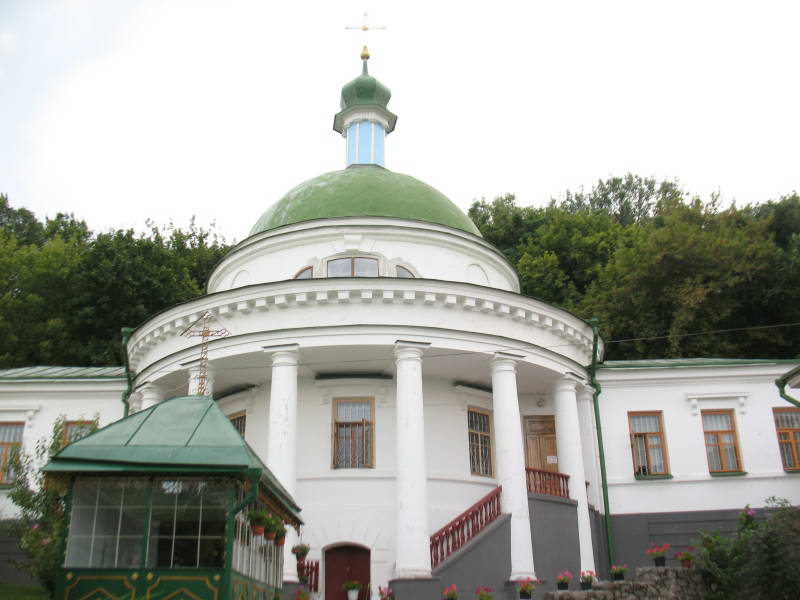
[8,416,98,595]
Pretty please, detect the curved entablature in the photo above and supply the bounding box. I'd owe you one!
[209,218,520,294]
[127,278,600,378]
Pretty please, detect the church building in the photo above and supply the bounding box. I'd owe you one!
[1,48,799,600]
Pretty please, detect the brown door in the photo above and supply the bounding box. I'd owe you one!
[324,545,370,600]
[525,416,558,472]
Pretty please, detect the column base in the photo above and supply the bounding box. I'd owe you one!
[390,577,441,600]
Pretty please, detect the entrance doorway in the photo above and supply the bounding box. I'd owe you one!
[324,544,370,600]
[525,416,558,472]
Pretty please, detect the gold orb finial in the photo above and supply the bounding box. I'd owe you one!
[360,45,370,60]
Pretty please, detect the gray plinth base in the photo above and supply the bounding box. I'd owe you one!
[390,577,442,600]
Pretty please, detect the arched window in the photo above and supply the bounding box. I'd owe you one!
[327,257,379,277]
[396,266,415,278]
[294,266,313,279]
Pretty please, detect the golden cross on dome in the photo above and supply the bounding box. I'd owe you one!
[345,12,386,60]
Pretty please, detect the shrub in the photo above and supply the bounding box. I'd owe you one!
[696,499,800,600]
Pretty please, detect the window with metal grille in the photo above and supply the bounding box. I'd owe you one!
[468,409,493,477]
[628,412,669,476]
[229,412,246,436]
[333,398,374,469]
[702,410,743,472]
[773,408,800,471]
[327,257,379,277]
[0,423,24,484]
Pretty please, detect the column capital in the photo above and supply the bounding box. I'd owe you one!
[577,385,595,402]
[491,352,523,374]
[552,375,582,395]
[265,343,300,366]
[394,340,429,361]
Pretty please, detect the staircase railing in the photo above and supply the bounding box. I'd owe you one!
[298,559,319,592]
[526,467,570,498]
[429,486,502,569]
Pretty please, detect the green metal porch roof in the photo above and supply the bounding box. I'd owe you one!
[45,395,300,518]
[0,366,125,380]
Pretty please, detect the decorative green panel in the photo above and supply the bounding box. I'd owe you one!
[231,573,280,600]
[56,569,224,600]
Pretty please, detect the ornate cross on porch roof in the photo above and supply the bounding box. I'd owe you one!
[181,311,229,396]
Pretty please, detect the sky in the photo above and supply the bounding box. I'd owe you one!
[1,0,798,243]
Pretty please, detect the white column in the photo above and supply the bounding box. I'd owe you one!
[394,342,432,578]
[266,346,300,583]
[139,385,162,410]
[553,377,595,572]
[577,387,600,510]
[187,365,214,397]
[491,355,537,580]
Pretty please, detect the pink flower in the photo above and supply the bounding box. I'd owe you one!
[31,524,40,530]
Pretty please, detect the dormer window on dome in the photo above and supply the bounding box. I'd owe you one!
[291,255,417,280]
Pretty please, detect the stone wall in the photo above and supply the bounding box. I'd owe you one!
[542,567,705,600]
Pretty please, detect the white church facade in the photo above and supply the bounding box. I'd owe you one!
[2,52,799,599]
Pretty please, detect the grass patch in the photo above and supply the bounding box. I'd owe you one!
[0,583,49,600]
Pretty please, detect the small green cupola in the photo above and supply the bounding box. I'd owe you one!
[333,47,397,167]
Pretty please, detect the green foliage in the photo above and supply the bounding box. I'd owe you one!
[0,197,230,367]
[695,499,800,600]
[469,176,800,360]
[8,416,98,595]
[0,583,50,600]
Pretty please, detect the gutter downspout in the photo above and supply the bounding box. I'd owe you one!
[223,468,261,600]
[588,318,615,570]
[120,327,134,418]
[775,364,800,408]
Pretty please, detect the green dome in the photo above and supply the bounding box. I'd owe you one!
[250,164,481,237]
[340,60,391,110]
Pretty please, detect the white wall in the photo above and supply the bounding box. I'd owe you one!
[208,219,519,293]
[597,363,800,514]
[0,380,126,517]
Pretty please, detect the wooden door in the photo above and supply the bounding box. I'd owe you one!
[324,545,370,600]
[525,416,559,472]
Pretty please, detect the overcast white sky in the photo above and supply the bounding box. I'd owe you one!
[1,1,798,243]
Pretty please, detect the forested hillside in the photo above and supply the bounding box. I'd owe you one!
[2,175,799,367]
[0,195,230,367]
[469,175,800,360]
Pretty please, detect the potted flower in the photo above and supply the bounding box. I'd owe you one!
[275,522,288,546]
[610,564,628,581]
[379,586,394,600]
[343,580,361,600]
[264,513,280,540]
[248,509,267,536]
[645,543,671,567]
[443,584,458,599]
[292,543,310,561]
[675,547,694,568]
[475,588,492,600]
[517,577,540,599]
[294,589,309,600]
[579,571,595,591]
[555,571,573,591]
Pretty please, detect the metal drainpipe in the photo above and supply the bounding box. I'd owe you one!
[588,318,615,570]
[775,365,800,408]
[223,469,261,600]
[120,327,134,418]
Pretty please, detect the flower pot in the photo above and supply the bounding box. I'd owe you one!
[557,581,568,590]
[265,531,277,541]
[580,581,592,590]
[612,572,625,581]
[295,553,309,562]
[680,559,692,568]
[654,556,666,567]
[519,592,532,599]
[250,525,265,536]
[347,590,359,600]
[275,536,286,547]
